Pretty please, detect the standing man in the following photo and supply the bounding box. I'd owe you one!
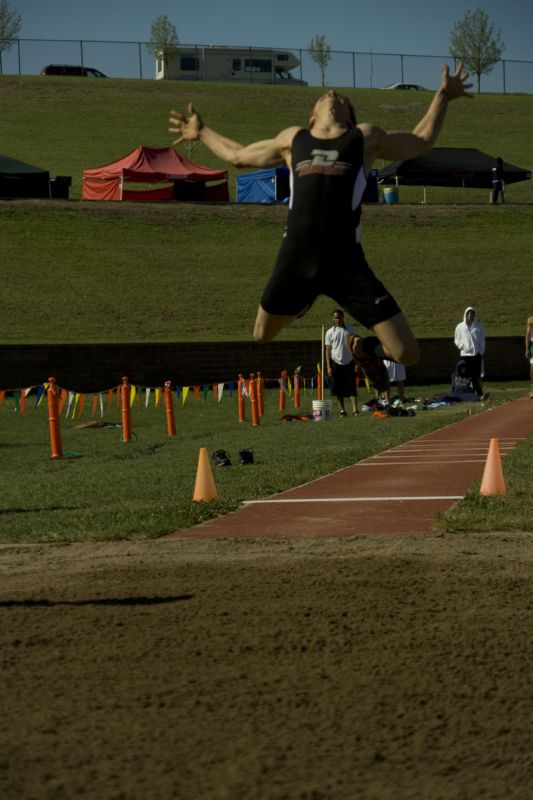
[525,316,533,396]
[454,306,489,401]
[325,309,360,416]
[169,63,472,390]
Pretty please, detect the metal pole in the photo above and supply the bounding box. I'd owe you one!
[352,51,356,87]
[502,59,506,94]
[400,53,404,83]
[17,38,21,74]
[138,42,143,79]
[80,40,84,67]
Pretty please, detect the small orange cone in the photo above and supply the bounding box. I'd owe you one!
[192,447,219,502]
[480,438,506,496]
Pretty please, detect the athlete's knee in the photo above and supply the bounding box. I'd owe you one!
[253,320,273,343]
[392,339,420,366]
[253,324,267,343]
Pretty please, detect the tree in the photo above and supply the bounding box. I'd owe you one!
[146,15,179,78]
[449,8,504,93]
[0,0,21,76]
[308,34,331,87]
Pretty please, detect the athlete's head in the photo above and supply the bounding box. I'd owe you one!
[310,90,356,130]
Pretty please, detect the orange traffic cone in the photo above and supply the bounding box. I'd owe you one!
[192,447,219,502]
[480,438,506,496]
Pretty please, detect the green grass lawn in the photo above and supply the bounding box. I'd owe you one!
[1,383,531,543]
[2,201,533,342]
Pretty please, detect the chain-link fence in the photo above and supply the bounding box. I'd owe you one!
[1,39,532,94]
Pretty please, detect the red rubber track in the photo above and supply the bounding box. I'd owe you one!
[168,397,533,539]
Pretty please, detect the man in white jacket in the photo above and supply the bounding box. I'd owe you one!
[454,306,489,401]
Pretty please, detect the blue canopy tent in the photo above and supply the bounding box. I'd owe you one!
[236,166,290,204]
[236,165,379,204]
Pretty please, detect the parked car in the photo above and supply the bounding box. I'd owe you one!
[381,83,427,91]
[41,65,107,77]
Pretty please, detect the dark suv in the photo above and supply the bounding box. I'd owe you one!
[41,65,107,77]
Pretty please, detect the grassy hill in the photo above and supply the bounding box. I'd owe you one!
[2,75,532,202]
[1,76,532,344]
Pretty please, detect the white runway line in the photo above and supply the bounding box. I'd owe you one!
[359,459,488,465]
[243,496,464,505]
[390,444,516,451]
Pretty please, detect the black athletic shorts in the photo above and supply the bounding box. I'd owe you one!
[260,235,401,328]
[330,361,357,399]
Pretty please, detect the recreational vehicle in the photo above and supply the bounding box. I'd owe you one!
[156,45,307,85]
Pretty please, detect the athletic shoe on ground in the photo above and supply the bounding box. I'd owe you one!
[212,449,231,467]
[239,449,254,465]
[340,410,347,417]
[480,393,490,402]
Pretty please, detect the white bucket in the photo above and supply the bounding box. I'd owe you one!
[312,399,332,422]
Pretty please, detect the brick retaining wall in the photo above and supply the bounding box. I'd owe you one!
[0,337,528,393]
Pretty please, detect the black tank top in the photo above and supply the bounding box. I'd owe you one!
[287,127,367,243]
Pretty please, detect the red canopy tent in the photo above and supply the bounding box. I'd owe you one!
[82,145,229,202]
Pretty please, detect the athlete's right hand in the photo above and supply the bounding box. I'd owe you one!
[169,103,204,144]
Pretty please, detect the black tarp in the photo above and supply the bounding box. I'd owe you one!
[0,154,51,198]
[378,148,531,188]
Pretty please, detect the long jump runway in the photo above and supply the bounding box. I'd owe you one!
[169,397,533,539]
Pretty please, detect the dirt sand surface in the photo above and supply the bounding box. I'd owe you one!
[1,534,532,800]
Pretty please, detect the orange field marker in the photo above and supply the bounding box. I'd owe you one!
[293,370,300,409]
[121,376,132,443]
[256,371,264,417]
[250,373,260,427]
[279,370,287,411]
[47,377,63,459]
[164,381,176,437]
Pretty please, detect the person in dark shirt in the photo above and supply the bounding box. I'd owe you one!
[491,156,507,204]
[169,63,472,389]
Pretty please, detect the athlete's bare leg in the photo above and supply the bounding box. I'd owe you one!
[351,313,419,365]
[253,305,300,343]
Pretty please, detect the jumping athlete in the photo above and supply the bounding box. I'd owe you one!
[169,63,473,390]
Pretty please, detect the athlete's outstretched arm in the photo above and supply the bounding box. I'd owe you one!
[169,103,299,168]
[361,63,473,167]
